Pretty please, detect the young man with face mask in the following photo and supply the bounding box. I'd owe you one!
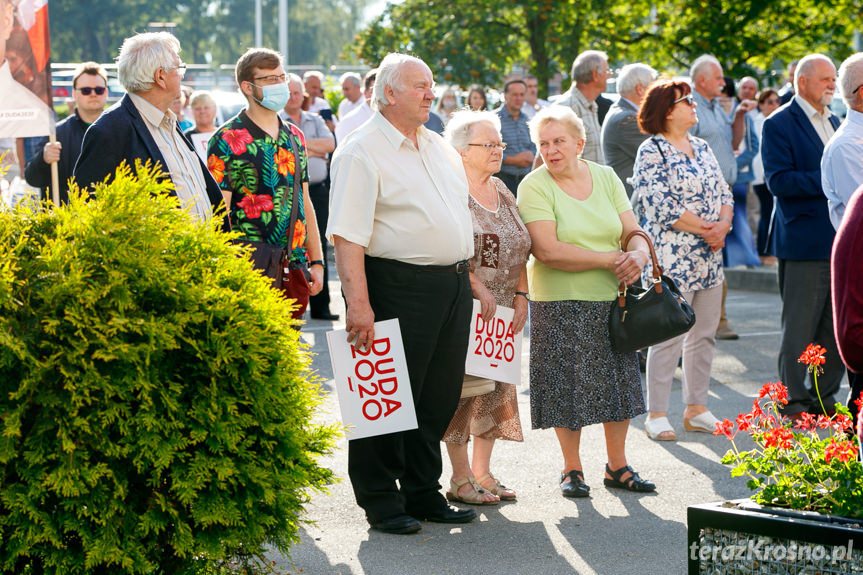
[207,48,325,311]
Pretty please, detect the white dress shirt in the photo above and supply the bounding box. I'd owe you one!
[822,108,863,228]
[328,112,473,265]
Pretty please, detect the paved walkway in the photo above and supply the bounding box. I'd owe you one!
[271,271,799,574]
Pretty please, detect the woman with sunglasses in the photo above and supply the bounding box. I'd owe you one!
[631,80,733,442]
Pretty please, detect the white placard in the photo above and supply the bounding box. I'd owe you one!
[326,318,417,440]
[464,299,524,385]
[190,131,215,161]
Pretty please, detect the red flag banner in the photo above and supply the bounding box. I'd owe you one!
[0,0,53,138]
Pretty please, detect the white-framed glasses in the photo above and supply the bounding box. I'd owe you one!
[468,142,507,151]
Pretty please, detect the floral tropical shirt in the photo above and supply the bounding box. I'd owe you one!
[631,133,732,292]
[207,110,310,263]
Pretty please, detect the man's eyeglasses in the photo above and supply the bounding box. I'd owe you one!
[853,83,863,95]
[163,63,187,77]
[468,142,507,151]
[673,94,696,107]
[76,86,107,96]
[254,73,287,84]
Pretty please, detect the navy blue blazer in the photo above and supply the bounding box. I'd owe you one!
[73,94,228,230]
[761,99,841,260]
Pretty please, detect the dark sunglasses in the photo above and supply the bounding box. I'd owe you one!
[77,86,107,96]
[673,94,695,107]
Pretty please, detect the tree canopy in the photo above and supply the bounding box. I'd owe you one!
[354,0,863,95]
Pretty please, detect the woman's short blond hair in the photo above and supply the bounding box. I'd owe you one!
[529,106,586,146]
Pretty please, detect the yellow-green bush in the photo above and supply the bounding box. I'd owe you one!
[0,165,338,574]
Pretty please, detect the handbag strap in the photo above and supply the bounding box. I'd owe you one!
[617,229,664,306]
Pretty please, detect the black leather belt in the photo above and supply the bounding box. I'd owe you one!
[367,256,470,275]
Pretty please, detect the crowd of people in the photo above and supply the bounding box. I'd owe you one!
[5,30,863,536]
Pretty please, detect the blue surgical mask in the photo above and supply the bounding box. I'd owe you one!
[250,82,289,112]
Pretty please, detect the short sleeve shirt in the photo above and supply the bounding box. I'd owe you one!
[517,161,631,301]
[207,110,310,262]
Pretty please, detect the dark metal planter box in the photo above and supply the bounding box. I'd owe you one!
[688,499,863,574]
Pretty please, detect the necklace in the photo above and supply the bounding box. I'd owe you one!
[468,176,499,211]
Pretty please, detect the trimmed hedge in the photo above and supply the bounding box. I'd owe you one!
[0,164,338,574]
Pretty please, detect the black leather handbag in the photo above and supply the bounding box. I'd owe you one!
[608,230,696,352]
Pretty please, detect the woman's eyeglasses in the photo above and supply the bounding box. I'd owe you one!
[673,94,695,107]
[77,87,107,96]
[468,142,507,151]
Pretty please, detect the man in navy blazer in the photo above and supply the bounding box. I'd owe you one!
[762,53,845,417]
[73,32,227,229]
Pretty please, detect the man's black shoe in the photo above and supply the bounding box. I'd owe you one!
[369,514,421,534]
[410,504,477,524]
[311,311,340,321]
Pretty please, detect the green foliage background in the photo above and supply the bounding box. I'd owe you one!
[0,166,338,574]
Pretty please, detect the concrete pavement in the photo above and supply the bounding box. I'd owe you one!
[269,268,809,575]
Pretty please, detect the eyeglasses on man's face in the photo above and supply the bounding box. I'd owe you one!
[468,142,507,151]
[673,94,696,107]
[254,73,287,85]
[163,63,187,77]
[76,86,107,96]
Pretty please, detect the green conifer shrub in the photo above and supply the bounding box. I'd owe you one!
[0,164,338,574]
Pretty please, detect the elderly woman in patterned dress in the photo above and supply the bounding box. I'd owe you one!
[518,106,655,498]
[441,110,531,505]
[631,80,733,442]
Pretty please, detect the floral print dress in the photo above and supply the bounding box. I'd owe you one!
[207,110,310,263]
[631,133,733,292]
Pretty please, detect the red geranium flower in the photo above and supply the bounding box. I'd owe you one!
[831,413,853,433]
[237,194,274,219]
[798,343,827,373]
[854,391,863,412]
[714,418,735,438]
[824,438,858,463]
[207,154,225,183]
[763,427,794,449]
[793,411,816,431]
[759,382,789,405]
[222,129,254,155]
[736,412,754,432]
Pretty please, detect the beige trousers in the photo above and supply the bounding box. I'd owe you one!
[646,284,723,412]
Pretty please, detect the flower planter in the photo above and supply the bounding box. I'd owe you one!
[687,499,863,574]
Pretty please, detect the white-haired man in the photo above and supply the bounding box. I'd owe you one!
[73,32,226,228]
[822,52,863,229]
[689,54,756,340]
[0,0,53,138]
[554,50,609,164]
[600,63,657,197]
[337,71,363,119]
[328,52,477,535]
[762,53,843,418]
[335,68,376,143]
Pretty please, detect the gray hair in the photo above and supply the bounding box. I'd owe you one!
[690,54,722,85]
[444,110,502,152]
[339,72,362,87]
[303,70,324,82]
[117,32,181,93]
[286,72,304,90]
[189,90,216,108]
[529,106,586,147]
[617,63,657,96]
[372,52,431,111]
[795,53,834,89]
[839,53,863,108]
[570,50,608,85]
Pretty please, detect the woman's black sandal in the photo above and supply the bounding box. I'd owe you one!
[560,470,591,498]
[603,464,656,492]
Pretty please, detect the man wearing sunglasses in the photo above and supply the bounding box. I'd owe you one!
[74,32,227,230]
[25,62,108,203]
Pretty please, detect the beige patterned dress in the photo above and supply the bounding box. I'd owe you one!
[443,178,532,444]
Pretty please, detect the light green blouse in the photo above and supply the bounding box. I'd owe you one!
[517,161,632,302]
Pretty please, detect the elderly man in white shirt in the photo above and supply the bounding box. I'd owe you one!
[822,52,863,229]
[328,52,476,535]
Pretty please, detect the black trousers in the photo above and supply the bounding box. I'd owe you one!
[308,181,331,314]
[347,256,472,522]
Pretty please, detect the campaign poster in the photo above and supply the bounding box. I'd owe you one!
[0,0,54,138]
[326,318,417,440]
[464,299,523,386]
